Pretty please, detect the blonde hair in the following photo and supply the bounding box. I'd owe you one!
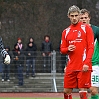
[68,5,80,15]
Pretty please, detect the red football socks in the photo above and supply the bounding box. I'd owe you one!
[79,91,88,99]
[64,93,72,99]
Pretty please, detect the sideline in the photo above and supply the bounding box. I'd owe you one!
[0,92,88,98]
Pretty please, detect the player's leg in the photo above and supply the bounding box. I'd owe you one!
[79,90,88,99]
[64,88,72,99]
[64,71,77,99]
[90,66,99,99]
[90,87,98,99]
[78,71,91,99]
[26,59,30,77]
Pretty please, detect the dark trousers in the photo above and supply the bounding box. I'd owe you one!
[26,58,35,76]
[17,65,23,85]
[2,63,10,80]
[43,55,51,73]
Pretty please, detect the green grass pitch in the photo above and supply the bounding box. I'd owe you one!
[0,97,79,99]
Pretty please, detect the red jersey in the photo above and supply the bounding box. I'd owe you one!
[60,22,94,71]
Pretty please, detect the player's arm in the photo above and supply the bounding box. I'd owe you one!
[0,37,10,64]
[60,30,68,54]
[0,37,8,57]
[96,26,99,43]
[83,25,94,66]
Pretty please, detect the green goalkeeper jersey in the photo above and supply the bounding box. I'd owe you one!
[91,25,99,66]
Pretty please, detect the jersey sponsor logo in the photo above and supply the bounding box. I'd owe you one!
[73,30,77,32]
[69,40,76,44]
[76,38,82,42]
[69,39,82,45]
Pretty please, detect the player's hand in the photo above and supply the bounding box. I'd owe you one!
[48,53,51,56]
[68,45,76,51]
[42,53,45,56]
[82,64,89,72]
[4,55,11,65]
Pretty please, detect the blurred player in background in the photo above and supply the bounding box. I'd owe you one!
[80,8,99,99]
[60,5,94,99]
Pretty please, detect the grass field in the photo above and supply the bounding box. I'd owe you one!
[0,97,79,99]
[0,98,63,99]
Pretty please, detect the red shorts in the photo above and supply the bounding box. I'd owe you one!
[64,70,91,88]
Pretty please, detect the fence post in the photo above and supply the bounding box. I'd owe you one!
[51,50,56,73]
[51,50,57,92]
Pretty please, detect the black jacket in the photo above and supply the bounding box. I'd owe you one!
[25,42,37,59]
[13,51,25,66]
[41,41,53,54]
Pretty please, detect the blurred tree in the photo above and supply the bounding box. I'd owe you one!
[0,0,99,50]
[77,0,82,9]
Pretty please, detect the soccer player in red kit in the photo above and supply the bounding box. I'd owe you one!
[60,5,94,99]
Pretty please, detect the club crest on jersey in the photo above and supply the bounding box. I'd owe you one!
[77,31,81,37]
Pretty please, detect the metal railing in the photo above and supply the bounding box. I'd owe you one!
[0,51,67,92]
[0,51,67,73]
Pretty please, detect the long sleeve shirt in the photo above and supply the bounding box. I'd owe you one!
[0,37,8,58]
[60,22,94,71]
[91,25,99,66]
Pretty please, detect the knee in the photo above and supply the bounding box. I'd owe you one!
[63,88,72,94]
[90,87,98,95]
[91,90,97,95]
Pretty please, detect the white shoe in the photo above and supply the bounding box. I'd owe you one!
[2,79,4,82]
[7,79,10,82]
